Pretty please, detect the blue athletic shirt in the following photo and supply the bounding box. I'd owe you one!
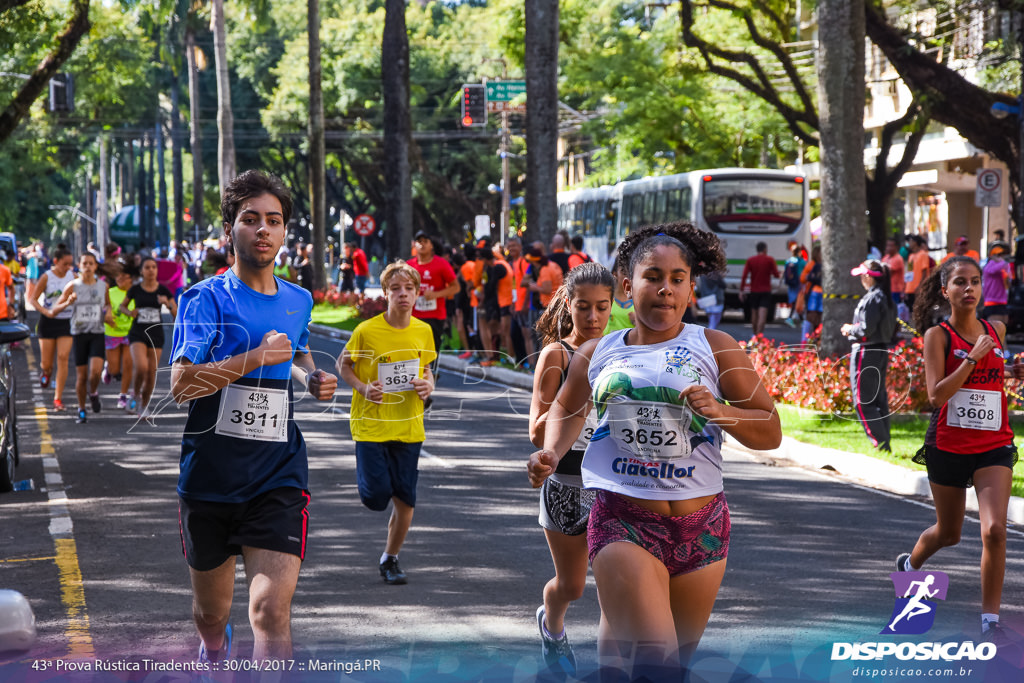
[171,269,313,503]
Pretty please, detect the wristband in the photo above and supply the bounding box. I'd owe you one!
[965,357,978,366]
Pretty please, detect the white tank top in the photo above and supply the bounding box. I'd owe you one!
[583,326,724,500]
[42,269,75,320]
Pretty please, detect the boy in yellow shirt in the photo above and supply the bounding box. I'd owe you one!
[338,261,436,585]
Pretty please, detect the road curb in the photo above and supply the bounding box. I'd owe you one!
[724,436,1024,525]
[310,322,1024,524]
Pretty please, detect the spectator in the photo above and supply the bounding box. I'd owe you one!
[548,232,571,275]
[408,231,458,377]
[348,241,369,293]
[739,241,780,337]
[942,235,980,264]
[882,237,906,303]
[567,235,592,270]
[781,242,806,328]
[981,241,1012,326]
[337,244,355,292]
[905,235,932,312]
[841,260,897,452]
[800,244,823,342]
[297,243,315,295]
[473,238,514,366]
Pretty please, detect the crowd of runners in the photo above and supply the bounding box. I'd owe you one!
[10,170,1022,678]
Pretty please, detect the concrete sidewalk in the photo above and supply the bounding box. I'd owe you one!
[311,322,1024,525]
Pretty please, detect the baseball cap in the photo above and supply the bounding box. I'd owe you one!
[956,236,969,245]
[850,261,884,277]
[414,230,430,241]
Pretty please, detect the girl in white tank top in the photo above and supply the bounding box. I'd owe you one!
[527,225,781,677]
[29,248,76,411]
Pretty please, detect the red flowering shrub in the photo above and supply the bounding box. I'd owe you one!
[742,330,933,415]
[312,289,327,305]
[358,296,388,320]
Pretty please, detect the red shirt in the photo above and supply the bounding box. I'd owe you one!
[351,248,369,277]
[882,253,905,294]
[932,320,1013,454]
[741,253,780,293]
[407,256,456,320]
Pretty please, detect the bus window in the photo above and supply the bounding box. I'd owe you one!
[584,200,596,235]
[654,191,667,224]
[680,187,693,220]
[702,176,803,233]
[597,200,609,237]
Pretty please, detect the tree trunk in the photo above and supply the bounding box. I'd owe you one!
[308,0,326,291]
[382,0,412,263]
[816,0,866,358]
[97,135,109,252]
[186,28,205,236]
[171,71,185,243]
[211,0,235,192]
[524,0,559,245]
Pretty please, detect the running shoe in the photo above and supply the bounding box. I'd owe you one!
[379,557,407,585]
[89,393,101,413]
[116,394,127,410]
[52,398,64,412]
[784,318,797,328]
[536,605,577,675]
[458,350,474,360]
[480,359,497,367]
[896,552,911,572]
[76,409,87,424]
[101,366,111,385]
[197,623,233,664]
[982,620,1008,644]
[127,396,138,413]
[39,374,49,388]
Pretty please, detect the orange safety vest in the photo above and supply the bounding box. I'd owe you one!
[494,257,514,308]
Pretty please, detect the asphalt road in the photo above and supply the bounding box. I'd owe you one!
[1,318,1023,682]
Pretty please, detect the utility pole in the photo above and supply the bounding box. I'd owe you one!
[500,61,510,243]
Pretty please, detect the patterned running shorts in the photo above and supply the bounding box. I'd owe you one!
[539,477,597,537]
[588,490,730,577]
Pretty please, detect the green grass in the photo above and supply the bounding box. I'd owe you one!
[778,404,1024,498]
[309,304,362,332]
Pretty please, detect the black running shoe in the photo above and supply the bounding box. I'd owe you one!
[896,552,911,572]
[89,393,101,413]
[379,557,407,585]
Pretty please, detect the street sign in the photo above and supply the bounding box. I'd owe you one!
[486,101,526,113]
[353,213,375,237]
[474,215,491,239]
[975,168,1002,208]
[485,80,526,102]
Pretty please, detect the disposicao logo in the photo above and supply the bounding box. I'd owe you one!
[881,570,948,635]
[831,569,997,663]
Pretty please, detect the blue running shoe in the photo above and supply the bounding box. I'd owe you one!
[537,605,576,676]
[197,623,232,664]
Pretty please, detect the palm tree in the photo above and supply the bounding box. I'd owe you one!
[524,0,559,244]
[308,0,326,290]
[210,0,235,190]
[382,0,412,262]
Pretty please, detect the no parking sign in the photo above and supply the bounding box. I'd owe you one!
[353,214,376,237]
[975,169,1002,208]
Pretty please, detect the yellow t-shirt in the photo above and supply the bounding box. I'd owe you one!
[347,314,437,443]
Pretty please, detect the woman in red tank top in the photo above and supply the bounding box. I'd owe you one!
[899,256,1023,640]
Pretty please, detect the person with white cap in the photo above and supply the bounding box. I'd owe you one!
[841,259,898,452]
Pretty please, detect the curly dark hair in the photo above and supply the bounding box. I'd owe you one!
[534,262,615,346]
[221,170,293,227]
[911,255,981,333]
[616,221,727,280]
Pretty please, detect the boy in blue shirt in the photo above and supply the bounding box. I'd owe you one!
[171,170,337,662]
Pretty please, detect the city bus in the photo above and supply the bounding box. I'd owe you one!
[556,168,811,309]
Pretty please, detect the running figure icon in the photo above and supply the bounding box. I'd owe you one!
[882,570,949,635]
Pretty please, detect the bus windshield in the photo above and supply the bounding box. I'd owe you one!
[702,176,804,233]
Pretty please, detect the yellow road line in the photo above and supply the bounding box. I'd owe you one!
[0,556,58,564]
[24,344,94,657]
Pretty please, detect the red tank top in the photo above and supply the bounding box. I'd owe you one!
[931,320,1013,453]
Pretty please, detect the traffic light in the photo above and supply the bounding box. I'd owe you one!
[461,84,486,127]
[48,73,74,113]
[183,207,192,223]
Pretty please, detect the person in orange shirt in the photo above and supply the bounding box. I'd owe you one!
[941,235,980,264]
[882,237,905,303]
[0,258,13,320]
[905,235,932,311]
[506,238,536,365]
[457,244,480,359]
[566,235,592,270]
[473,238,514,366]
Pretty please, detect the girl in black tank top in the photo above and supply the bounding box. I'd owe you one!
[527,263,613,674]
